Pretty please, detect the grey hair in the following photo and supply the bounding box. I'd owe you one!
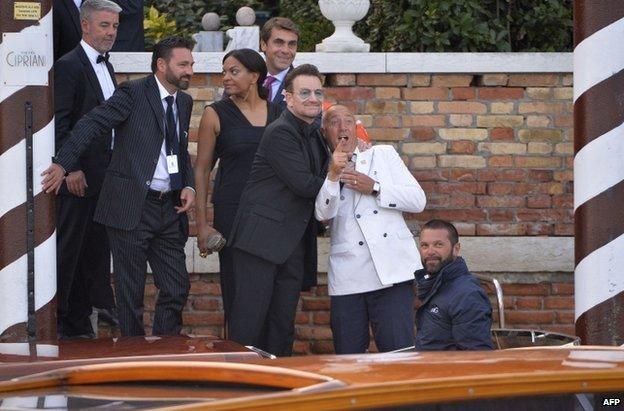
[79,0,122,21]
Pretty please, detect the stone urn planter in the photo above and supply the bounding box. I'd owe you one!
[316,0,370,52]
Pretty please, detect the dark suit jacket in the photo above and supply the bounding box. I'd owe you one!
[270,66,291,112]
[110,0,145,52]
[229,109,329,286]
[56,75,195,233]
[53,0,82,61]
[54,44,116,197]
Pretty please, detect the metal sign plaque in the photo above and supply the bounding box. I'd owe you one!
[1,33,50,86]
[13,2,42,20]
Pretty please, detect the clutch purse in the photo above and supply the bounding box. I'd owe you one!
[206,231,226,252]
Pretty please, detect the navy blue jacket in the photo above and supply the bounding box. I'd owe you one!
[415,257,493,351]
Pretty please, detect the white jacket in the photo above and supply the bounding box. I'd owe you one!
[315,145,426,295]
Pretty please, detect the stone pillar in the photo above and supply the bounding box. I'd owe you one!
[225,6,259,52]
[0,0,56,342]
[573,1,624,345]
[193,12,224,52]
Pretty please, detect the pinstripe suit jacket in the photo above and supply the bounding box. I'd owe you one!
[56,74,195,232]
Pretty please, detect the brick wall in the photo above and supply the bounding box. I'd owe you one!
[111,71,575,354]
[125,273,574,355]
[102,272,576,355]
[115,71,573,237]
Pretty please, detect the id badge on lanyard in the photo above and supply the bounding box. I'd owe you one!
[166,154,179,174]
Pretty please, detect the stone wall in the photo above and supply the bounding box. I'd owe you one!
[110,54,576,354]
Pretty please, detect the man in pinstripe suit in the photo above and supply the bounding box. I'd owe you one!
[42,37,196,336]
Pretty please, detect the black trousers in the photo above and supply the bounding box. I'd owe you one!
[56,194,114,337]
[106,192,189,336]
[213,204,237,332]
[330,280,415,354]
[228,241,304,357]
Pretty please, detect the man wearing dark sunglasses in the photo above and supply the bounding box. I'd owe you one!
[227,64,329,357]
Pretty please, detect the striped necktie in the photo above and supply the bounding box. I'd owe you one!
[263,75,276,101]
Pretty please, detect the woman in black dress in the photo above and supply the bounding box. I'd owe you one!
[194,49,281,333]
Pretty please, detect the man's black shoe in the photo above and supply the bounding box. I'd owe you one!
[95,307,119,327]
[59,332,96,340]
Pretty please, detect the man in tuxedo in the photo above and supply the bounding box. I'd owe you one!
[54,0,121,339]
[260,17,299,111]
[53,0,144,61]
[53,0,82,61]
[227,64,329,356]
[42,37,196,337]
[315,105,427,354]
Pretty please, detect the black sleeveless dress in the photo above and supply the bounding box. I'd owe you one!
[209,97,281,322]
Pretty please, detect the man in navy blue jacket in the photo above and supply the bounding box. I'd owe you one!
[415,219,493,350]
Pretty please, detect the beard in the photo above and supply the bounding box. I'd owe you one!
[166,70,190,90]
[423,254,455,275]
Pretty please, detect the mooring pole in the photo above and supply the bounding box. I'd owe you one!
[573,1,624,345]
[0,0,56,342]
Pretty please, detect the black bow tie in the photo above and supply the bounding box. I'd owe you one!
[96,53,109,64]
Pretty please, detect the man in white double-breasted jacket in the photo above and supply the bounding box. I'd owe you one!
[315,105,427,354]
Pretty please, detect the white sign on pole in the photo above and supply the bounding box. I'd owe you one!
[1,32,51,87]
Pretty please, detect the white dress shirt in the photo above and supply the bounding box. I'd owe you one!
[80,40,115,100]
[80,40,116,147]
[150,75,179,192]
[267,67,289,102]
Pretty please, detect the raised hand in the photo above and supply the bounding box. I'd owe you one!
[328,137,350,182]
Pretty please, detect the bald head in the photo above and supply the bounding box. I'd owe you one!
[322,105,357,152]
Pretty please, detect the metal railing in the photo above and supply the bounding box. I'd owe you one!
[473,273,505,328]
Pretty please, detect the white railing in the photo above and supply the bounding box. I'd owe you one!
[110,52,572,74]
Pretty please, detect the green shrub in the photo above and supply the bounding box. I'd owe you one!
[280,0,572,52]
[510,0,573,51]
[143,6,177,51]
[145,0,206,42]
[143,0,264,50]
[142,0,572,52]
[277,1,333,52]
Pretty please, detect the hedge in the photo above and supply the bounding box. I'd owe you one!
[143,0,573,52]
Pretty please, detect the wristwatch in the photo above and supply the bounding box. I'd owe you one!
[372,181,380,196]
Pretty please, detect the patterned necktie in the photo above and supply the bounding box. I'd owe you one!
[340,153,357,191]
[263,75,276,101]
[164,95,182,190]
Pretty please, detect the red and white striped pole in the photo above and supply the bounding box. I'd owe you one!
[0,0,56,341]
[573,2,624,345]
